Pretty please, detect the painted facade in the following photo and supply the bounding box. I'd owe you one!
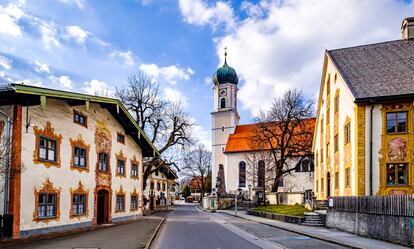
[313,18,414,199]
[0,84,158,238]
[143,167,176,210]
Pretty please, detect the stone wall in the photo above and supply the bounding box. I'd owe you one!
[326,211,414,247]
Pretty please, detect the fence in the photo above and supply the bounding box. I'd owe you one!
[0,214,13,239]
[331,195,414,217]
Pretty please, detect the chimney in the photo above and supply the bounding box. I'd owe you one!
[401,17,414,40]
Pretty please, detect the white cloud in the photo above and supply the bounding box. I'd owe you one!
[192,124,211,148]
[163,87,188,108]
[82,79,113,97]
[178,0,235,31]
[206,0,414,116]
[39,21,60,49]
[0,71,5,78]
[59,0,85,9]
[109,50,135,67]
[0,3,24,37]
[21,79,43,87]
[140,63,194,85]
[49,75,72,89]
[0,55,12,70]
[65,25,89,44]
[34,60,50,73]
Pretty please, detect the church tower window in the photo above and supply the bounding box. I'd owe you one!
[220,98,226,108]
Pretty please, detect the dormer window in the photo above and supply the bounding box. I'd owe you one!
[73,110,87,127]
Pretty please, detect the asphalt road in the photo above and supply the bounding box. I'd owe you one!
[151,203,347,249]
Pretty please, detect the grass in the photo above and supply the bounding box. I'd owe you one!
[253,204,308,217]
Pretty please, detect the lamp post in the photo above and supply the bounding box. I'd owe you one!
[248,184,252,209]
[0,110,12,216]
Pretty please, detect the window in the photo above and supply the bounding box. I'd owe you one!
[239,161,246,187]
[386,112,407,133]
[278,177,284,187]
[387,163,408,185]
[98,153,109,172]
[321,118,324,133]
[38,193,57,218]
[321,178,324,192]
[162,183,166,191]
[321,149,324,163]
[326,75,330,95]
[345,123,351,144]
[117,133,125,144]
[73,111,87,127]
[72,194,86,215]
[316,180,319,193]
[326,108,330,124]
[38,136,57,162]
[334,134,339,152]
[73,147,87,168]
[155,170,159,176]
[345,168,351,188]
[334,95,339,113]
[131,164,138,178]
[335,172,339,189]
[220,98,226,108]
[116,195,125,212]
[315,152,318,168]
[131,195,138,210]
[296,159,313,172]
[157,182,161,191]
[117,159,125,176]
[326,143,330,159]
[257,160,265,188]
[150,182,154,190]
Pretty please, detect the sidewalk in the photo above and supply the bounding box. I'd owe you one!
[216,209,409,249]
[1,216,165,249]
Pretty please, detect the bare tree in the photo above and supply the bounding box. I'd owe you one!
[181,145,212,199]
[247,89,314,202]
[116,71,193,189]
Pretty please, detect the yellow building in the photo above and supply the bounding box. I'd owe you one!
[313,17,414,199]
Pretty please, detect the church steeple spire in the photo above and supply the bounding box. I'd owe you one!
[224,46,228,66]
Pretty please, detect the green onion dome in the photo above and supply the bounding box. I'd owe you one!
[213,57,238,85]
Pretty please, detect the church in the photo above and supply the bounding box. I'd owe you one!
[211,51,315,204]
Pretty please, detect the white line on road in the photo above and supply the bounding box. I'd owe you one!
[196,207,286,249]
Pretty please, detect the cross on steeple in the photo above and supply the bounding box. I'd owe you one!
[224,46,228,65]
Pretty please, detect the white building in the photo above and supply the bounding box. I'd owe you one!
[211,53,314,204]
[0,84,158,238]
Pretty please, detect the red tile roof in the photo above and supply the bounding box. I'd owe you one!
[224,118,316,154]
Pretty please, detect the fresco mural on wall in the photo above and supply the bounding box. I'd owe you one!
[388,138,407,161]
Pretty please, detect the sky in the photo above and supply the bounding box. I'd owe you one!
[0,0,413,149]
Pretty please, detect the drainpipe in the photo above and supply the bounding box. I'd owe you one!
[0,109,12,215]
[369,104,374,196]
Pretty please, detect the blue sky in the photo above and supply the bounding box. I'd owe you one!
[0,0,413,147]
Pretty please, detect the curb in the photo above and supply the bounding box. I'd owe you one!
[216,211,363,249]
[144,217,166,249]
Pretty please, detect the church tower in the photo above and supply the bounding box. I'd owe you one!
[211,48,239,194]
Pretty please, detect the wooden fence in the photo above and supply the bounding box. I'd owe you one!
[331,195,414,217]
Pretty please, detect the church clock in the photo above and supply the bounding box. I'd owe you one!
[219,89,227,96]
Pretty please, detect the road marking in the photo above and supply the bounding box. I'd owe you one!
[196,206,286,249]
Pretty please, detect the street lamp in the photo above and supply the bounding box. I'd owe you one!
[0,110,12,215]
[248,184,252,209]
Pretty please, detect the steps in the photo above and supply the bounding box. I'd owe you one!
[302,212,325,227]
[315,200,329,210]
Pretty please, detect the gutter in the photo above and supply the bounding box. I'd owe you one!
[369,103,374,196]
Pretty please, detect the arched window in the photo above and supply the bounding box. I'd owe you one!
[239,161,246,187]
[220,98,226,108]
[257,160,265,188]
